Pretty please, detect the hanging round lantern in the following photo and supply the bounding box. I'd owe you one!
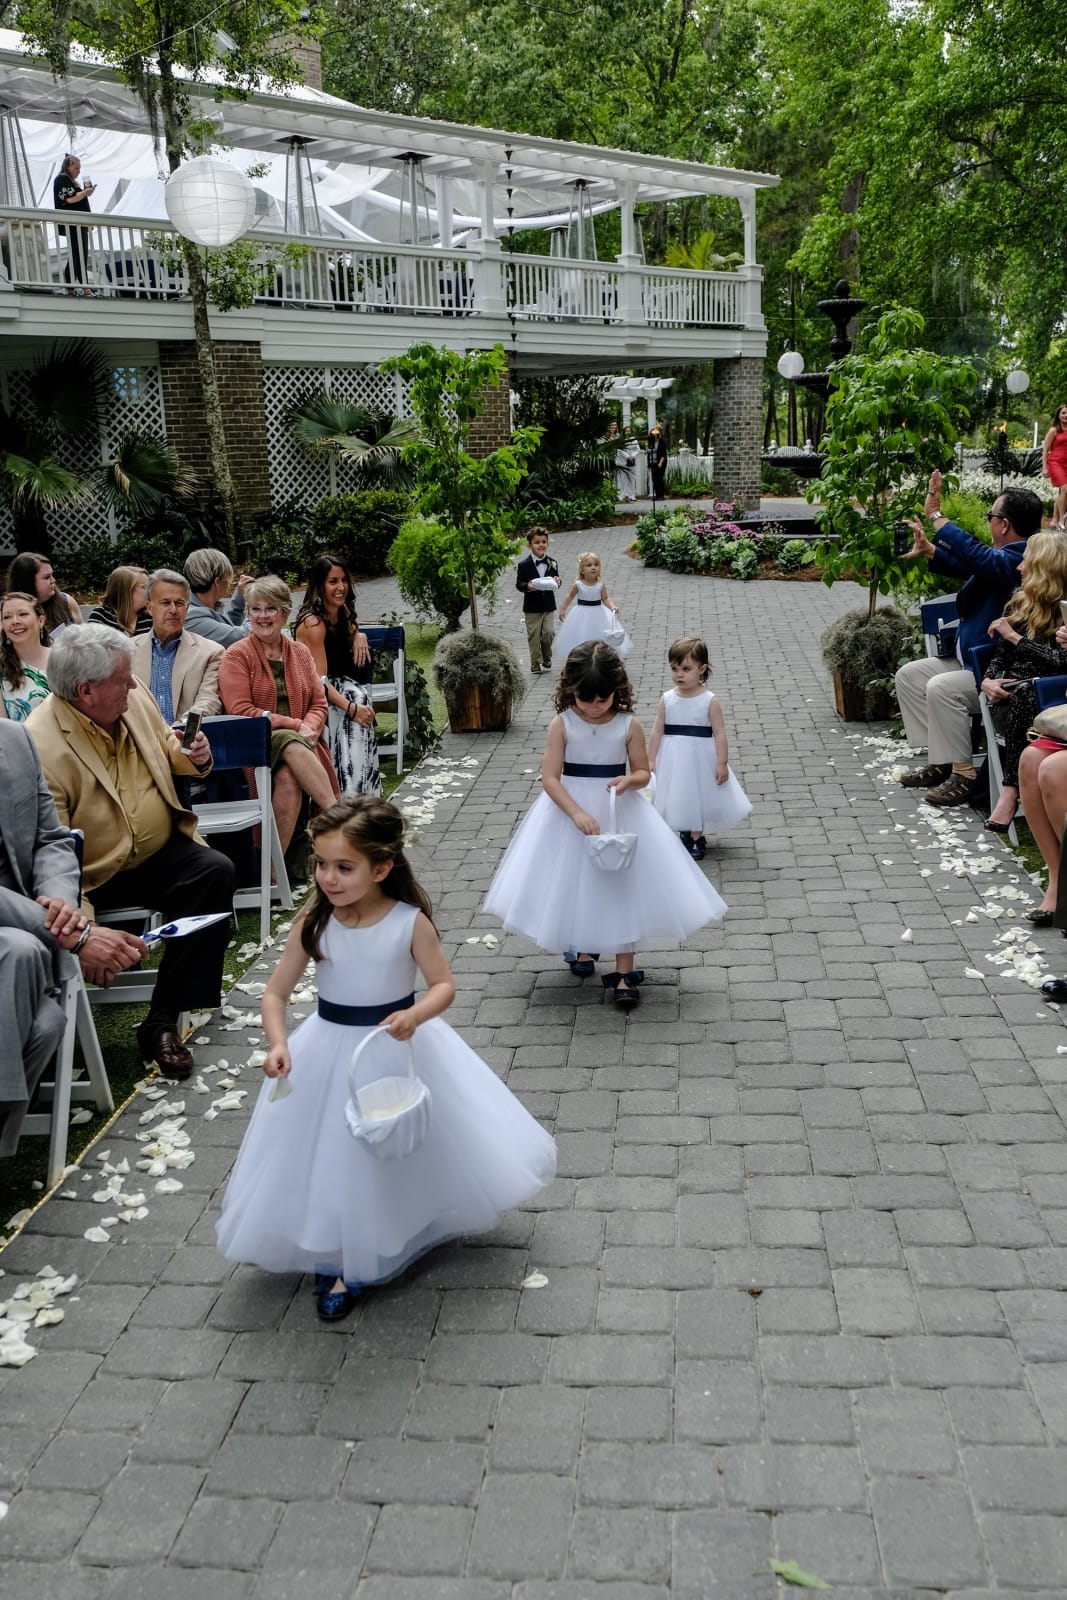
[165,156,256,247]
[1005,368,1030,396]
[777,350,805,380]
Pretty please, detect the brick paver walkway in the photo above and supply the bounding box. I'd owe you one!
[3,523,1067,1597]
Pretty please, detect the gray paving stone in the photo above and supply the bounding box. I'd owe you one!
[405,1386,499,1441]
[467,1474,572,1579]
[132,1377,246,1465]
[568,1508,669,1581]
[582,1386,672,1442]
[871,1479,984,1587]
[78,1464,202,1564]
[490,1387,583,1470]
[0,1489,99,1560]
[343,1440,486,1505]
[982,1511,1067,1588]
[674,1361,761,1443]
[27,1431,131,1492]
[772,1512,881,1586]
[719,1445,866,1509]
[257,1500,376,1586]
[765,1387,854,1444]
[205,1435,349,1500]
[170,1494,283,1569]
[672,1511,772,1598]
[855,1389,957,1475]
[889,1334,1024,1388]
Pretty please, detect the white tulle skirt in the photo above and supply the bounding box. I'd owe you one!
[483,777,727,953]
[552,604,632,662]
[215,1015,557,1285]
[654,739,752,833]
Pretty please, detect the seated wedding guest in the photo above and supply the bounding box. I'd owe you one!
[132,569,223,721]
[86,565,152,637]
[0,720,144,1154]
[0,592,52,722]
[27,625,236,1080]
[292,552,381,797]
[979,533,1067,833]
[8,552,83,638]
[218,576,340,857]
[183,548,252,647]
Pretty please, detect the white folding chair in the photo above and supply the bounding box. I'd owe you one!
[363,626,409,775]
[969,642,1018,845]
[192,715,292,947]
[22,953,113,1189]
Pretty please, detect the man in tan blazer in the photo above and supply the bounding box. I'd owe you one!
[27,625,235,1080]
[132,569,223,723]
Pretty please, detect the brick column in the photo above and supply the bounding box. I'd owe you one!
[712,356,763,510]
[468,352,514,457]
[159,341,272,524]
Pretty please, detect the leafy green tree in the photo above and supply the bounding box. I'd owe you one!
[813,307,977,616]
[380,344,541,631]
[19,0,311,555]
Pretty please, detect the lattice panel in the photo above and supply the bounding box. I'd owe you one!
[263,364,411,508]
[0,363,165,557]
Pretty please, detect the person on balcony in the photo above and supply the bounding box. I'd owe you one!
[52,155,96,296]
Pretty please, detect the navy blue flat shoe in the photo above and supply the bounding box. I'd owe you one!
[689,836,707,861]
[317,1284,361,1321]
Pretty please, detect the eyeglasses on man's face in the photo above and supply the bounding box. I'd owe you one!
[988,510,1006,522]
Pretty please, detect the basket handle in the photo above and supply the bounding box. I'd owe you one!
[606,786,618,832]
[348,1024,416,1087]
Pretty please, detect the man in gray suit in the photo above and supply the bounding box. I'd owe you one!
[0,721,143,1154]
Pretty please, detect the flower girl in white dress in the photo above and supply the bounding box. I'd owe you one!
[552,552,632,662]
[484,642,727,1007]
[216,796,557,1320]
[648,635,752,859]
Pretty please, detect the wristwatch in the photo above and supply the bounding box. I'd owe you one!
[70,923,91,955]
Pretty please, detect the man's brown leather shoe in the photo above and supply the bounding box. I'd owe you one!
[137,1023,193,1081]
[899,763,952,788]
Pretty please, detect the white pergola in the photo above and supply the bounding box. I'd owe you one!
[0,30,778,256]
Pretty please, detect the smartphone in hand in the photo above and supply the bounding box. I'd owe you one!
[180,708,204,749]
[892,521,913,557]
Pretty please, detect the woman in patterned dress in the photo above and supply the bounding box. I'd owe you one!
[293,553,382,797]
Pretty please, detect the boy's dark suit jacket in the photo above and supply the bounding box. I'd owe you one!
[516,552,561,614]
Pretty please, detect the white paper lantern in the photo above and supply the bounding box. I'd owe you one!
[1005,368,1030,395]
[165,156,256,247]
[777,350,805,380]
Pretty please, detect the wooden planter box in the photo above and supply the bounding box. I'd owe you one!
[445,682,513,733]
[832,669,896,722]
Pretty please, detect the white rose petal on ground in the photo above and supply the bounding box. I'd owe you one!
[900,929,912,942]
[84,1227,111,1244]
[154,1178,183,1195]
[520,1271,549,1289]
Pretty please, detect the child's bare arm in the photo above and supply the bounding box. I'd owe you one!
[261,920,311,1075]
[558,583,578,619]
[383,913,456,1040]
[647,695,667,769]
[709,697,730,783]
[613,717,650,794]
[541,715,599,834]
[600,582,616,611]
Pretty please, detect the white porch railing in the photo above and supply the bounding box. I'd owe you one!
[0,208,758,330]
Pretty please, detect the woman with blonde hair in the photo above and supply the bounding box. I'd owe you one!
[218,575,340,861]
[981,531,1067,833]
[86,565,152,636]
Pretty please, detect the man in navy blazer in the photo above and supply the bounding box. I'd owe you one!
[895,471,1043,806]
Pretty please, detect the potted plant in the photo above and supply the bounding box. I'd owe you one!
[820,606,917,721]
[382,342,541,731]
[811,307,977,719]
[433,629,528,733]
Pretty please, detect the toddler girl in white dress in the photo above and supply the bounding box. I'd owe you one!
[552,552,631,662]
[648,635,751,859]
[216,796,557,1319]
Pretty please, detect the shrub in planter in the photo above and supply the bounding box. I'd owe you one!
[310,489,412,577]
[388,517,468,631]
[433,629,528,732]
[820,605,917,719]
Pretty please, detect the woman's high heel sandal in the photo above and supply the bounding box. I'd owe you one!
[984,801,1019,834]
[601,970,644,1009]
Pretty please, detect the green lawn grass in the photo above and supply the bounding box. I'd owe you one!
[0,620,446,1226]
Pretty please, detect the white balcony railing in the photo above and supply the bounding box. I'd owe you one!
[0,208,758,331]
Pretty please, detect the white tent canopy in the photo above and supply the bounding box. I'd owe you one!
[0,30,777,249]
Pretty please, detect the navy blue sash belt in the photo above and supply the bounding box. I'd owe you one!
[318,994,414,1025]
[562,761,626,777]
[577,598,602,607]
[663,723,713,738]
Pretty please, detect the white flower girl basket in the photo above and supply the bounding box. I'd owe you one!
[343,1025,432,1160]
[604,612,628,650]
[584,788,638,873]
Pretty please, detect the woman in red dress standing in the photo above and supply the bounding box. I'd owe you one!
[1042,405,1067,530]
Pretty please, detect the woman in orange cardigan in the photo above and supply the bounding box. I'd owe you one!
[218,575,340,854]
